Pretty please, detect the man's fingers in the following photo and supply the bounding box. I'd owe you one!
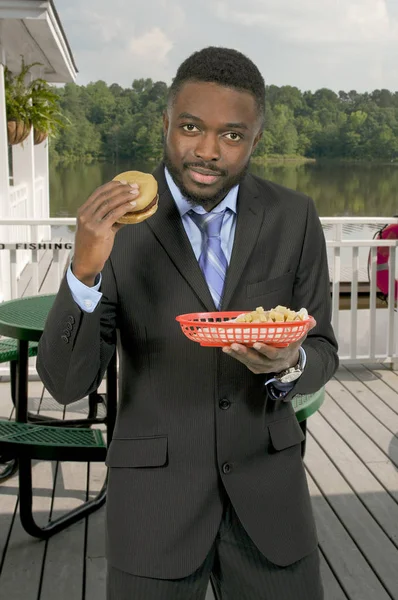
[79,181,139,218]
[251,343,280,359]
[223,344,272,373]
[102,200,141,226]
[93,188,139,222]
[309,318,317,331]
[111,222,125,234]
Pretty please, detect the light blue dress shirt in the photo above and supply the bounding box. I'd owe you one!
[67,166,305,395]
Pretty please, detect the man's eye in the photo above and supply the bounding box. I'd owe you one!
[182,124,199,132]
[225,132,242,141]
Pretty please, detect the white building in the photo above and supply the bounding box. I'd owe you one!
[0,0,77,301]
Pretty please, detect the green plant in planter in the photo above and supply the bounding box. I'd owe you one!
[4,59,37,144]
[30,80,69,144]
[4,57,68,145]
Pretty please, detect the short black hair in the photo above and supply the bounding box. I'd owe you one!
[168,46,265,127]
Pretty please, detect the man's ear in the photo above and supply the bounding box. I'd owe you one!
[163,110,169,137]
[252,130,263,153]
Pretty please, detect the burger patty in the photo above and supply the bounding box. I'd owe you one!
[126,195,158,215]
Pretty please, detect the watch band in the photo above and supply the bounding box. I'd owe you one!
[265,347,307,391]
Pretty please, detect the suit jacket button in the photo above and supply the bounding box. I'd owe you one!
[65,322,73,331]
[61,335,69,344]
[222,463,232,474]
[67,315,75,325]
[63,329,71,337]
[219,399,231,410]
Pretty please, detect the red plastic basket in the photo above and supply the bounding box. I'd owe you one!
[176,312,315,347]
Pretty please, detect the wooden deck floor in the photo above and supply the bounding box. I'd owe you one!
[1,364,398,599]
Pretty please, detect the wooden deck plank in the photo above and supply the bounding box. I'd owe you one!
[1,364,398,599]
[319,394,398,501]
[356,363,398,415]
[308,411,398,543]
[334,365,398,432]
[319,551,349,600]
[39,400,90,600]
[17,239,70,299]
[18,247,55,298]
[85,462,107,600]
[0,385,61,600]
[305,433,398,597]
[326,379,398,468]
[307,473,392,600]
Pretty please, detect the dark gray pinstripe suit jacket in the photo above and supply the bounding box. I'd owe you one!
[37,164,338,579]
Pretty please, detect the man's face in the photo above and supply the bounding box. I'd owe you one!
[163,81,262,210]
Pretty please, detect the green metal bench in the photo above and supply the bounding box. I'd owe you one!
[0,420,107,462]
[0,418,109,538]
[0,336,108,483]
[0,345,117,539]
[0,338,39,481]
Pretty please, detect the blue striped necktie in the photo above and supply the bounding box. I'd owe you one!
[189,210,228,309]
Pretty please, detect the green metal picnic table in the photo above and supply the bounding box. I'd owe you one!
[0,294,117,538]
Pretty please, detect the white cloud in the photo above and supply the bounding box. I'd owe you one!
[215,0,397,44]
[80,9,124,43]
[129,28,173,63]
[54,0,398,92]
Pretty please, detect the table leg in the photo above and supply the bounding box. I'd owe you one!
[18,456,107,539]
[15,340,29,423]
[105,351,117,446]
[299,419,307,458]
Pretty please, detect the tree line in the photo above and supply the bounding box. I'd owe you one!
[50,80,398,164]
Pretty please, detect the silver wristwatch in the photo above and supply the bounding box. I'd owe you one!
[273,349,305,384]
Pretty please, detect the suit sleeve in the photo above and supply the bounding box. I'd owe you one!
[36,257,118,405]
[281,196,339,401]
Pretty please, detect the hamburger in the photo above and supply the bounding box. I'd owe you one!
[113,171,159,224]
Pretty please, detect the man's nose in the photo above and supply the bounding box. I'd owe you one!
[194,133,220,161]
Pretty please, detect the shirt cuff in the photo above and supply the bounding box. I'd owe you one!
[66,264,102,313]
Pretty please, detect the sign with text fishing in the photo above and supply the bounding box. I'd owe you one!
[0,243,74,250]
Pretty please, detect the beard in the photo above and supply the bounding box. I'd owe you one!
[163,142,250,209]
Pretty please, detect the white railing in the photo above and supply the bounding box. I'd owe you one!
[0,217,397,368]
[8,183,31,277]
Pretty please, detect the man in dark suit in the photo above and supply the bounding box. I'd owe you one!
[37,47,338,599]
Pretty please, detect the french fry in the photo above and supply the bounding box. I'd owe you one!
[234,306,309,324]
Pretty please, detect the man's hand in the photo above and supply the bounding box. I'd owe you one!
[72,180,140,286]
[222,319,316,375]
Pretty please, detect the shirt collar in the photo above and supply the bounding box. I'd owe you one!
[164,166,239,217]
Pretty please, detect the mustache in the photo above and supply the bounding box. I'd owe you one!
[183,162,227,177]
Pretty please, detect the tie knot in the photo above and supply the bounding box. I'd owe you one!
[189,210,225,238]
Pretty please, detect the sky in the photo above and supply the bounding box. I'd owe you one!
[55,0,398,93]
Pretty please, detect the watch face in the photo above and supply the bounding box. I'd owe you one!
[280,370,302,383]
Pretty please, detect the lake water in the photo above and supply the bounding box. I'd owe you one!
[48,159,398,352]
[49,160,398,218]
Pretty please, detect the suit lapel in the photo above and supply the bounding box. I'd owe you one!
[147,166,268,312]
[146,165,216,311]
[221,174,265,309]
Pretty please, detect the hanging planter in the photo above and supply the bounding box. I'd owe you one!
[7,119,32,145]
[33,129,48,145]
[5,58,68,148]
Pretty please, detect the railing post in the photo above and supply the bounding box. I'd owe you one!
[350,246,359,359]
[331,245,340,340]
[387,245,397,365]
[369,246,377,359]
[10,249,18,298]
[31,249,39,295]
